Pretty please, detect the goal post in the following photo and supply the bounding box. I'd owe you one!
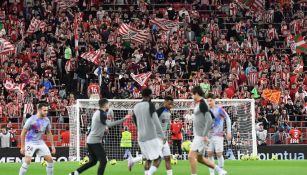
[67,99,257,161]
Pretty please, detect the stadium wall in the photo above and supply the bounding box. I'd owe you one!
[1,145,307,163]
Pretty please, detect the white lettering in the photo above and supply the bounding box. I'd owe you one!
[7,157,14,163]
[298,153,304,160]
[284,151,288,160]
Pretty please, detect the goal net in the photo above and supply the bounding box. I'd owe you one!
[67,99,256,161]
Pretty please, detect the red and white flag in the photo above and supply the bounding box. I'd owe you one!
[55,0,78,10]
[0,38,15,55]
[130,72,152,87]
[237,0,264,11]
[118,23,150,43]
[4,80,26,94]
[27,18,47,34]
[150,18,179,31]
[81,49,104,65]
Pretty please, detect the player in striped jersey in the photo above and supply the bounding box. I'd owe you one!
[189,86,227,175]
[207,94,232,175]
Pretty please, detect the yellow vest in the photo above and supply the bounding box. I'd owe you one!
[120,131,132,148]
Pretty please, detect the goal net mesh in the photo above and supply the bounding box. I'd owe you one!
[67,99,256,161]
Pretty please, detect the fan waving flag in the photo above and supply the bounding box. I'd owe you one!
[294,35,307,53]
[150,18,179,31]
[0,38,15,55]
[27,18,47,34]
[131,72,152,86]
[80,49,104,65]
[262,89,281,104]
[118,23,150,44]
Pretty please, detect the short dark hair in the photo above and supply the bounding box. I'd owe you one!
[164,96,174,101]
[38,102,49,109]
[141,88,152,98]
[191,86,204,97]
[1,125,7,129]
[207,93,216,99]
[99,98,109,108]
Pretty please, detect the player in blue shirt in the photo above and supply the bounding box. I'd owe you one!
[19,102,56,175]
[207,94,232,175]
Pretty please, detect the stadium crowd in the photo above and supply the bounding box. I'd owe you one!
[0,0,306,147]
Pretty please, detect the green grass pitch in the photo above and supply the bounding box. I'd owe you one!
[1,160,306,175]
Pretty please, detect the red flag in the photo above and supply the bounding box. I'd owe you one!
[150,18,179,31]
[55,0,78,9]
[27,18,47,34]
[81,49,104,65]
[0,38,15,55]
[118,23,150,44]
[130,72,152,86]
[4,80,26,94]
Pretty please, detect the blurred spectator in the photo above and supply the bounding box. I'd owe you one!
[278,109,291,131]
[0,125,11,148]
[273,127,288,144]
[170,118,183,156]
[256,123,267,146]
[289,125,302,144]
[60,126,70,147]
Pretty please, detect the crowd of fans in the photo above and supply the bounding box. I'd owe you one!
[0,0,306,147]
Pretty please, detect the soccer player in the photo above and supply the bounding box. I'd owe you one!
[207,93,232,175]
[69,98,129,175]
[128,96,174,175]
[19,102,55,175]
[132,88,166,175]
[188,86,227,175]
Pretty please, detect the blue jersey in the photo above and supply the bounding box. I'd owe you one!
[209,106,231,137]
[23,115,51,145]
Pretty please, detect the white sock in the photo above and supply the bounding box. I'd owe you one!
[73,171,79,175]
[166,169,173,175]
[19,162,29,175]
[208,157,215,174]
[214,165,222,173]
[217,156,224,169]
[46,162,54,175]
[147,166,157,175]
[191,174,197,175]
[145,170,148,175]
[132,156,143,163]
